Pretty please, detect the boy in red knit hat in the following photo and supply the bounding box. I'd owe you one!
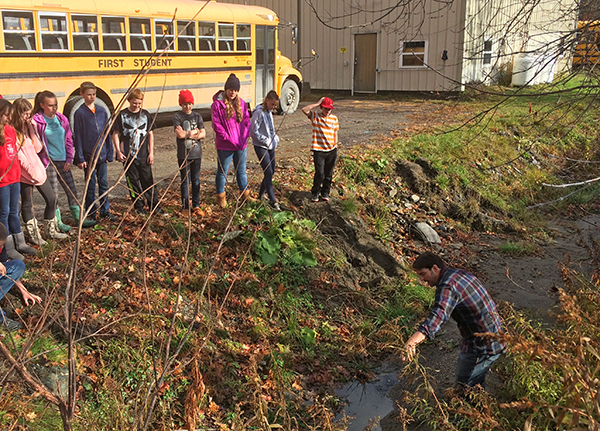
[173,90,205,212]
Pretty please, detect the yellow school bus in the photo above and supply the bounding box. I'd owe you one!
[0,0,303,122]
[573,21,600,67]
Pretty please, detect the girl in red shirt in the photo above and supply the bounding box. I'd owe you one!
[0,99,36,260]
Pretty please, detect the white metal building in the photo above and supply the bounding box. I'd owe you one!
[226,0,577,93]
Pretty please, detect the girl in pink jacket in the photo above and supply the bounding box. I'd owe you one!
[12,98,66,245]
[211,74,252,207]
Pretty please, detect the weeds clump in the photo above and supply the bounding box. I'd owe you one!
[497,240,539,256]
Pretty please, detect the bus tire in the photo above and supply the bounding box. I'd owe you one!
[64,95,112,128]
[278,79,300,115]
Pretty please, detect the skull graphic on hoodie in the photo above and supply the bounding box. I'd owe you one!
[115,109,155,160]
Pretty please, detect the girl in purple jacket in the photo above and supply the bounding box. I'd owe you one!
[32,91,95,232]
[211,74,252,208]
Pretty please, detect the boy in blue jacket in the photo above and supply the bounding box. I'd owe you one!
[73,82,117,222]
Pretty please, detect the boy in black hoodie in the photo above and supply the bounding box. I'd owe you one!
[73,81,117,223]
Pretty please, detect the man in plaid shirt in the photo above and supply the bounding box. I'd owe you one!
[402,251,505,392]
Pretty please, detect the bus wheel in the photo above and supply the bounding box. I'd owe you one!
[278,80,300,115]
[64,95,112,127]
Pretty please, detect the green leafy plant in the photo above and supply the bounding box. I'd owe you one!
[255,211,318,266]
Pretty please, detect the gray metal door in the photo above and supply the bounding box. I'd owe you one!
[354,33,377,93]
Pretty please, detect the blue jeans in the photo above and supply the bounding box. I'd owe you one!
[215,149,247,194]
[254,146,276,202]
[455,350,501,390]
[0,182,22,234]
[178,158,201,209]
[84,161,109,217]
[0,259,26,318]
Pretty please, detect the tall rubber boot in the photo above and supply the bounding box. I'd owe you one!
[69,205,97,228]
[5,236,24,261]
[13,232,37,256]
[55,208,72,232]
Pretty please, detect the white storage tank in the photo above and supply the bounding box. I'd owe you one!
[512,53,536,86]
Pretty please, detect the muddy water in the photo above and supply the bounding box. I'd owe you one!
[336,372,398,431]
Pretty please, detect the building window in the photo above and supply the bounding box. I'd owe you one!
[483,38,493,65]
[400,40,426,67]
[2,11,36,51]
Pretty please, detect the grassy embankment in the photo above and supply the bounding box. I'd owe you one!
[1,81,599,430]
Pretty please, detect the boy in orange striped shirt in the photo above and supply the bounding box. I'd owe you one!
[302,97,339,202]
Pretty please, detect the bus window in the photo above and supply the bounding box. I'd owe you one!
[218,23,233,51]
[198,22,215,51]
[236,24,250,51]
[72,15,98,51]
[2,11,36,51]
[130,17,151,51]
[102,16,125,51]
[177,20,195,51]
[39,12,68,50]
[155,20,174,51]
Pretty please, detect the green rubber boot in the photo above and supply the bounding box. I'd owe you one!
[55,208,72,232]
[69,205,98,228]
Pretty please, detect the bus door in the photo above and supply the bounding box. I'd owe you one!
[255,25,275,105]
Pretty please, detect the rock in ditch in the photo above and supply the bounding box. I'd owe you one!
[412,222,441,244]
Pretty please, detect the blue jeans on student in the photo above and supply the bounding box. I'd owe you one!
[84,161,109,217]
[0,259,26,319]
[179,158,201,209]
[254,146,276,203]
[215,149,247,194]
[0,182,22,234]
[454,350,501,390]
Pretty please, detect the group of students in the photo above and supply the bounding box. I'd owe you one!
[0,81,154,262]
[0,88,94,262]
[0,72,341,331]
[200,72,340,211]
